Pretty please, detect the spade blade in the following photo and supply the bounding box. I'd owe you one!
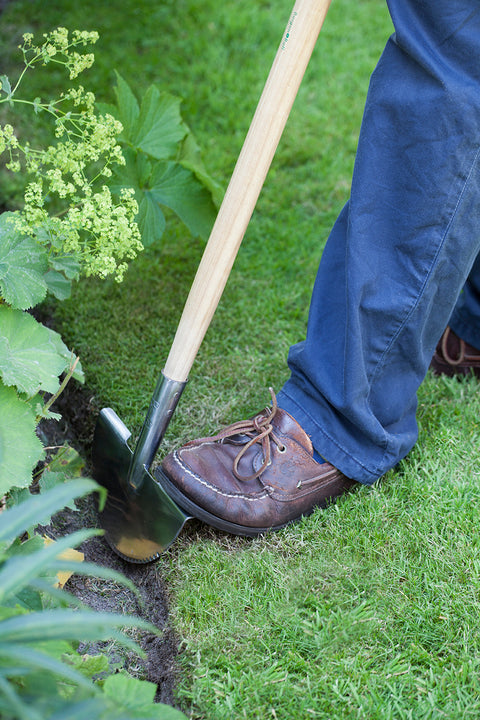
[93,408,191,563]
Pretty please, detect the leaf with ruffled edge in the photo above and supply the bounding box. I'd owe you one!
[0,213,48,310]
[0,384,44,496]
[0,306,82,397]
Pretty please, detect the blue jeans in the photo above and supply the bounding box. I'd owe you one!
[278,0,480,485]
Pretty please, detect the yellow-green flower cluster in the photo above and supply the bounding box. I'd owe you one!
[1,28,143,282]
[20,27,99,78]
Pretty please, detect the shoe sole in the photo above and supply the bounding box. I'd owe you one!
[154,466,293,538]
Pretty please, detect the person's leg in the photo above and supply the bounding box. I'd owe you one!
[278,0,480,484]
[450,254,480,349]
[429,255,480,377]
[160,0,480,532]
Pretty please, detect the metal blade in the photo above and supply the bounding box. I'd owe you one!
[92,408,191,563]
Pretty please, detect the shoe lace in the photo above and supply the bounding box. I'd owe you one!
[203,388,286,482]
[441,326,465,366]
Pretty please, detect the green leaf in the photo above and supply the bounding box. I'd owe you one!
[48,327,84,384]
[48,699,108,720]
[113,71,140,139]
[39,470,75,502]
[44,269,72,300]
[179,132,224,207]
[5,486,31,509]
[108,148,149,199]
[103,672,155,708]
[149,161,216,239]
[0,75,12,96]
[0,674,41,720]
[48,445,85,477]
[0,478,101,545]
[0,609,153,650]
[64,651,110,679]
[103,673,188,718]
[48,254,81,281]
[0,306,81,394]
[0,212,48,310]
[0,384,44,497]
[132,86,187,159]
[0,644,94,689]
[0,529,97,602]
[137,192,166,247]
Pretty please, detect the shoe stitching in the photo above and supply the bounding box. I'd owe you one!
[172,449,271,502]
[268,472,348,501]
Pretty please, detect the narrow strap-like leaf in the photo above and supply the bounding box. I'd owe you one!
[0,673,42,720]
[0,642,95,689]
[0,609,153,650]
[0,478,101,543]
[0,529,98,601]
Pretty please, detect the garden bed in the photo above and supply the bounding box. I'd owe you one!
[36,343,181,707]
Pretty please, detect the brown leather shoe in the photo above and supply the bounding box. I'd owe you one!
[430,326,480,378]
[158,389,356,536]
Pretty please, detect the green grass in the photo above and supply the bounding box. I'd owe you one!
[4,1,480,718]
[161,373,480,719]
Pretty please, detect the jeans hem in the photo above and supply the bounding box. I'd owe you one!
[277,387,383,486]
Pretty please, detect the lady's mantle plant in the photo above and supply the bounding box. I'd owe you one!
[0,28,143,283]
[0,28,144,500]
[0,27,217,498]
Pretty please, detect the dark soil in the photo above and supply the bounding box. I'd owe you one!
[36,317,180,708]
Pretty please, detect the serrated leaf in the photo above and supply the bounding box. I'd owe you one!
[137,192,166,247]
[0,384,44,496]
[179,132,224,207]
[6,486,31,509]
[44,270,72,300]
[102,673,187,718]
[149,161,216,238]
[48,254,80,280]
[113,71,140,140]
[64,651,110,679]
[132,86,187,159]
[0,212,48,309]
[103,672,156,709]
[48,445,85,476]
[0,306,75,395]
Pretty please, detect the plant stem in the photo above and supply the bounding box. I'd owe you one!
[42,355,80,418]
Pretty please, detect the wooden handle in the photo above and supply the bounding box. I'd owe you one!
[164,0,332,382]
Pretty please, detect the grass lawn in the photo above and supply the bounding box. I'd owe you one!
[3,1,480,717]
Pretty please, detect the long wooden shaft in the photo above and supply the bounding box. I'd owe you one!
[164,0,331,382]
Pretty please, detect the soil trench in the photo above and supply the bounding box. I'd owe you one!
[37,358,180,707]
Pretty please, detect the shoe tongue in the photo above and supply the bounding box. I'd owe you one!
[271,407,314,455]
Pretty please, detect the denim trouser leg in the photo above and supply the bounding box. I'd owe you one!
[278,0,480,485]
[450,254,480,350]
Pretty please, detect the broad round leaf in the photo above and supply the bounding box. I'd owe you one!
[0,212,48,310]
[0,384,44,496]
[0,306,77,395]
